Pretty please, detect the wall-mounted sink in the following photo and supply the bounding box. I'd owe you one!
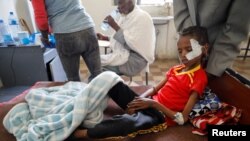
[152,16,173,25]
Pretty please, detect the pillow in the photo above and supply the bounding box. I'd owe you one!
[189,87,222,119]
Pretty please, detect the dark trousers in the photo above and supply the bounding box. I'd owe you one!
[87,82,165,138]
[55,27,101,82]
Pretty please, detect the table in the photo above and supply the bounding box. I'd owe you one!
[98,40,110,54]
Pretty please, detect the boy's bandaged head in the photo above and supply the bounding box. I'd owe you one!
[186,39,202,60]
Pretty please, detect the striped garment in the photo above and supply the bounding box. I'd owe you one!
[3,71,123,141]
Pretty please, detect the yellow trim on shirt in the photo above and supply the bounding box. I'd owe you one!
[174,65,201,84]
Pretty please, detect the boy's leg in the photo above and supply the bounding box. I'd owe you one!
[71,82,140,139]
[107,82,138,110]
[72,83,166,139]
[86,108,165,138]
[73,129,88,139]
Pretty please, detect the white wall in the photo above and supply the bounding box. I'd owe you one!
[81,0,172,33]
[0,0,37,33]
[0,0,16,22]
[14,0,37,33]
[81,0,116,35]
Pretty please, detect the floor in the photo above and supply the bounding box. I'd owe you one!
[80,56,250,86]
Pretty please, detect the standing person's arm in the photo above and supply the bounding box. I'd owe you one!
[206,0,250,76]
[173,0,193,32]
[96,33,110,41]
[31,0,50,46]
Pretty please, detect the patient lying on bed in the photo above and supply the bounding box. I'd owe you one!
[4,26,209,140]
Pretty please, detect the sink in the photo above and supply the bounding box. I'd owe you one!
[152,16,173,25]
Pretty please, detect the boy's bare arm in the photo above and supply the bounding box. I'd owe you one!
[152,91,199,125]
[140,77,167,98]
[181,91,199,122]
[126,97,176,119]
[151,100,176,119]
[151,91,199,124]
[127,92,199,125]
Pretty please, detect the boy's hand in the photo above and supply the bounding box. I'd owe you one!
[127,97,155,111]
[125,108,136,115]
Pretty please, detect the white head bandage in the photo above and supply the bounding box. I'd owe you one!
[186,39,202,60]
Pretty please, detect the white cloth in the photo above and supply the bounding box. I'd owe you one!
[101,6,155,66]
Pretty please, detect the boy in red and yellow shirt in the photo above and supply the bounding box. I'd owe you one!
[71,26,209,139]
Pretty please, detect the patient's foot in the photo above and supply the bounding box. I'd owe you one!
[73,129,88,138]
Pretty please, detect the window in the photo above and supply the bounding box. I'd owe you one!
[139,0,173,5]
[113,0,173,6]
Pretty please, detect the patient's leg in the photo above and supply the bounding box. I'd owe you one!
[71,83,164,139]
[73,129,88,138]
[107,82,138,110]
[73,108,165,139]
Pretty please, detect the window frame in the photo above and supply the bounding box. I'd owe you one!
[138,0,173,6]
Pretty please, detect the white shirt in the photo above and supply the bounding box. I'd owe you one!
[101,6,155,66]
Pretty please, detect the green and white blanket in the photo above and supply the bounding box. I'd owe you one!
[3,71,123,141]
